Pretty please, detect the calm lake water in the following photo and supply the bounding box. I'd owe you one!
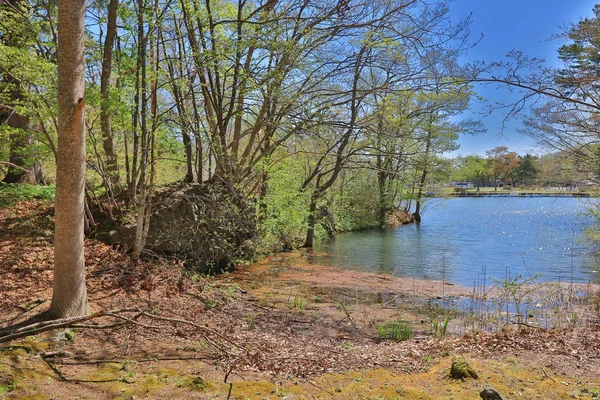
[313,197,600,286]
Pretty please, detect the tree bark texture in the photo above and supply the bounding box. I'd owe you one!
[48,0,89,318]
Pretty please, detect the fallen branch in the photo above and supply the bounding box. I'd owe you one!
[41,350,74,358]
[71,321,130,330]
[0,161,30,173]
[224,356,245,383]
[56,355,217,365]
[337,302,355,325]
[515,322,545,330]
[0,307,139,343]
[306,378,337,398]
[3,299,47,327]
[0,307,247,379]
[42,356,134,384]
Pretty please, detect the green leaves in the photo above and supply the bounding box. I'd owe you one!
[0,183,55,208]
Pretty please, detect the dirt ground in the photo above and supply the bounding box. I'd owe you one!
[2,200,600,399]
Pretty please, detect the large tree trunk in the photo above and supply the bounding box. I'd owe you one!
[100,0,121,192]
[0,0,37,184]
[377,169,388,228]
[413,118,433,223]
[132,0,151,260]
[303,193,318,248]
[2,125,34,183]
[413,168,427,222]
[48,0,89,318]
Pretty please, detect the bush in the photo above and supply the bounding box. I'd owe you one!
[331,169,379,232]
[258,156,311,252]
[0,183,55,208]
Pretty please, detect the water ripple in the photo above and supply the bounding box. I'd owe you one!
[314,197,600,285]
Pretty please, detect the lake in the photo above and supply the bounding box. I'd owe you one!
[313,197,600,286]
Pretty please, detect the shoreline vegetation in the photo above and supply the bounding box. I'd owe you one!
[446,191,592,198]
[428,186,596,198]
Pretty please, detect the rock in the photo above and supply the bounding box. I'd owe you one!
[18,160,47,185]
[449,358,479,380]
[480,387,503,400]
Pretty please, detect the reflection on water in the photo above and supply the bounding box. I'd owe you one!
[313,197,600,286]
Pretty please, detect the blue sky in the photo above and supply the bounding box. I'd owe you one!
[447,0,597,157]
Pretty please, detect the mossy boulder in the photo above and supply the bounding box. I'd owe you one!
[449,358,478,380]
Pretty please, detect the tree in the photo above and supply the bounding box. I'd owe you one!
[47,0,89,318]
[515,154,538,186]
[486,146,519,190]
[502,151,520,187]
[467,5,600,175]
[410,79,476,221]
[99,0,121,192]
[454,155,488,191]
[555,5,600,97]
[0,0,47,184]
[371,93,420,227]
[514,8,600,177]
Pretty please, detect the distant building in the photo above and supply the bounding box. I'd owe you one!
[454,182,474,189]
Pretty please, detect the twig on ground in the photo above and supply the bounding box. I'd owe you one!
[41,355,134,384]
[336,302,356,327]
[541,366,556,382]
[306,378,337,398]
[4,299,47,327]
[56,355,217,365]
[105,312,160,329]
[224,356,245,383]
[139,311,247,353]
[515,322,544,330]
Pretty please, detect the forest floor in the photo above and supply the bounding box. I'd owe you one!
[2,199,600,399]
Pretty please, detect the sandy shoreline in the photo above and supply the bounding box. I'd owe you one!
[231,251,600,300]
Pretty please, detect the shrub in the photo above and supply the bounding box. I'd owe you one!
[377,321,411,341]
[0,183,55,208]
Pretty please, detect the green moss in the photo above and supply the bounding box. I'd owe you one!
[138,375,162,394]
[0,374,14,395]
[228,381,277,398]
[154,367,182,378]
[6,395,50,400]
[86,363,122,381]
[178,375,217,392]
[9,338,49,354]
